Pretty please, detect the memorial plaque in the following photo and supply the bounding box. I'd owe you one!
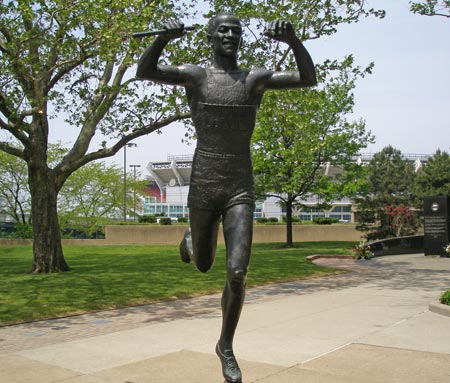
[423,196,450,257]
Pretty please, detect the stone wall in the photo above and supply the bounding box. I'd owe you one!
[0,225,363,246]
[104,224,363,245]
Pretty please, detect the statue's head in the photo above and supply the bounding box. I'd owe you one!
[207,13,243,57]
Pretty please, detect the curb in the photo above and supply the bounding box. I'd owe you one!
[429,302,450,318]
[306,254,355,261]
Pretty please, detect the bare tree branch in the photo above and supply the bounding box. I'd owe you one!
[56,111,191,182]
[0,93,32,147]
[0,91,13,120]
[0,24,12,46]
[0,22,35,90]
[21,6,41,68]
[47,45,96,92]
[67,59,116,158]
[0,37,8,53]
[0,117,11,133]
[0,121,31,147]
[47,56,89,91]
[257,192,288,203]
[62,48,139,169]
[45,11,69,73]
[0,141,25,159]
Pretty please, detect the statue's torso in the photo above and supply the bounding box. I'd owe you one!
[188,68,259,154]
[186,68,257,210]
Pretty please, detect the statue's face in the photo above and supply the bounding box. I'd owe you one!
[210,14,242,57]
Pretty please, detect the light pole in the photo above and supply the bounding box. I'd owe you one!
[123,143,137,221]
[129,164,141,220]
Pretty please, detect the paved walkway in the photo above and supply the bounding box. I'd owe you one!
[1,254,450,382]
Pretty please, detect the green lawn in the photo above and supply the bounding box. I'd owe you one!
[0,242,353,325]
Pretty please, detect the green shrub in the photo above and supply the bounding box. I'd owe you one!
[158,217,172,225]
[313,217,338,225]
[256,217,268,223]
[138,216,157,223]
[441,290,450,306]
[13,223,34,238]
[267,217,278,223]
[177,217,188,223]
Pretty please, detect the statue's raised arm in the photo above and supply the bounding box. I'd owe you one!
[136,20,201,87]
[259,20,317,90]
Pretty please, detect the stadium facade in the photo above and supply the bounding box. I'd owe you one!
[143,153,430,222]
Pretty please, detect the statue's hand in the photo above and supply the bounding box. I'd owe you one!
[162,20,187,40]
[263,21,296,43]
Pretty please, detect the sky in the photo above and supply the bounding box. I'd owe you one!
[312,0,450,156]
[47,1,450,171]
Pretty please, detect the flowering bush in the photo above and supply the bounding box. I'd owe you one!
[386,205,420,237]
[444,244,450,255]
[352,241,374,259]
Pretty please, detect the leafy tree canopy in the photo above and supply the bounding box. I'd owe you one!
[59,161,147,237]
[0,144,143,237]
[0,0,385,270]
[0,0,197,170]
[410,0,450,18]
[355,146,418,240]
[366,146,416,206]
[252,56,375,246]
[0,0,198,271]
[415,149,450,199]
[253,56,374,201]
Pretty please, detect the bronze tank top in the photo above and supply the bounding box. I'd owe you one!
[191,69,258,154]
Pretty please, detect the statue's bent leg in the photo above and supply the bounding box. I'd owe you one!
[183,208,220,273]
[216,203,253,383]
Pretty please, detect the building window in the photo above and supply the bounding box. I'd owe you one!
[169,205,183,213]
[144,196,157,204]
[143,202,189,218]
[299,207,325,221]
[330,205,352,222]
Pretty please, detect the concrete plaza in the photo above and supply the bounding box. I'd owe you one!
[1,253,450,382]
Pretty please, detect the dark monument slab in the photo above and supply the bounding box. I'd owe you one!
[368,235,424,257]
[423,196,450,257]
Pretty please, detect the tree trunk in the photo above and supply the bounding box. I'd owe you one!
[285,199,294,248]
[28,164,69,273]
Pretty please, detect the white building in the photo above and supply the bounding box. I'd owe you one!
[143,153,431,222]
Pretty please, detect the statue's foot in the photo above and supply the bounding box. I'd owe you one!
[216,342,242,383]
[179,228,192,263]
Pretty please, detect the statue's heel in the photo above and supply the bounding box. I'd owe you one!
[179,228,192,263]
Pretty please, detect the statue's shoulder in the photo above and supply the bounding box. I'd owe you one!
[179,64,207,86]
[179,63,206,74]
[249,67,273,76]
[247,67,274,85]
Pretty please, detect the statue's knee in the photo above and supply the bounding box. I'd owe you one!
[192,244,215,273]
[228,268,247,290]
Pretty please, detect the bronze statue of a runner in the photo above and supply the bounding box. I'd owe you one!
[136,13,316,383]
